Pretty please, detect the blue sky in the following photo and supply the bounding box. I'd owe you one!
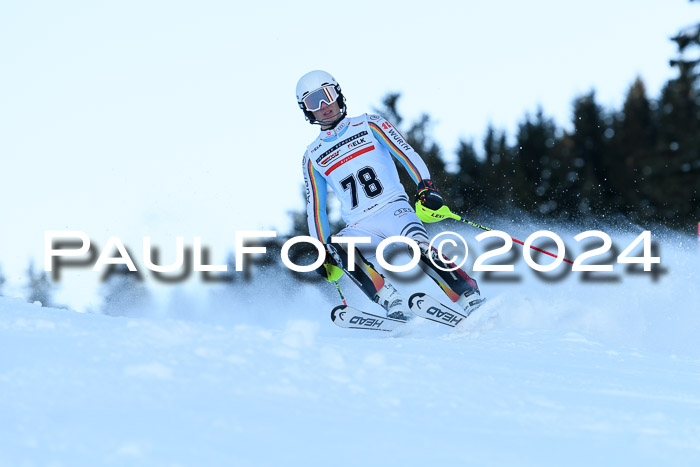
[1,0,697,308]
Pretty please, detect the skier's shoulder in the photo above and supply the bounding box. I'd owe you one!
[346,113,371,125]
[363,113,396,134]
[365,113,385,124]
[348,113,386,126]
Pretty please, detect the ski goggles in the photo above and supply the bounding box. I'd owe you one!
[301,85,339,112]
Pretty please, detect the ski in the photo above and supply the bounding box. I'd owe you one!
[408,292,471,328]
[330,305,407,332]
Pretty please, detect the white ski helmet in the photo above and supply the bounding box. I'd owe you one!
[295,70,347,125]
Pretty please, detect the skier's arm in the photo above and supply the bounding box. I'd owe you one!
[302,153,331,244]
[367,115,448,221]
[367,114,431,185]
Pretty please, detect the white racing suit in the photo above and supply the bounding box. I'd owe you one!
[301,113,479,305]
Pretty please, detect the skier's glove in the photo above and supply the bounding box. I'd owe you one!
[414,179,461,223]
[415,179,444,210]
[315,248,344,282]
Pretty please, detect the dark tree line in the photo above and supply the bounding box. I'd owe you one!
[291,18,700,234]
[0,261,57,307]
[451,19,700,228]
[4,16,697,313]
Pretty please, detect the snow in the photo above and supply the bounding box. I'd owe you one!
[2,226,700,466]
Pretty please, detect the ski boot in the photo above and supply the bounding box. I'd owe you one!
[456,289,485,317]
[374,282,411,321]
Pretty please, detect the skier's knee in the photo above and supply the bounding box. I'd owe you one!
[415,240,430,256]
[325,242,346,270]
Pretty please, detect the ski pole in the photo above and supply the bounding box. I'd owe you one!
[333,280,348,306]
[422,205,574,265]
[453,216,574,264]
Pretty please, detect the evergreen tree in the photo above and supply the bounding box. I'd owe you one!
[512,108,559,215]
[568,91,612,216]
[481,125,510,213]
[0,265,6,296]
[26,261,54,307]
[547,132,578,218]
[653,18,700,225]
[611,77,657,218]
[450,139,483,215]
[100,265,152,317]
[545,134,574,218]
[376,92,403,127]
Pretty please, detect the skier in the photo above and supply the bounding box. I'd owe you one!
[297,70,484,321]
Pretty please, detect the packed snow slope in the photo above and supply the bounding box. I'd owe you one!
[1,224,700,466]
